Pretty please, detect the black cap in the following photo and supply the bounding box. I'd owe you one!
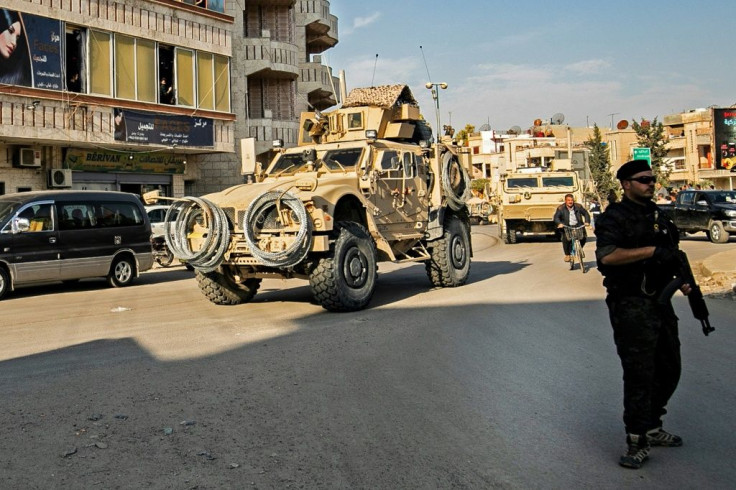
[616,159,651,180]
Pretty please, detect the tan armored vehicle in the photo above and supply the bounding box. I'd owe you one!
[495,168,582,243]
[166,85,473,311]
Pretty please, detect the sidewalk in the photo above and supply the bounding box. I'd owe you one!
[699,246,736,295]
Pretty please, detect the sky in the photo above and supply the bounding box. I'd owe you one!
[325,0,736,134]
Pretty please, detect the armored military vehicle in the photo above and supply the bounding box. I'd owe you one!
[166,84,473,311]
[495,167,583,243]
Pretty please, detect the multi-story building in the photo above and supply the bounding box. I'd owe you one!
[466,125,594,191]
[190,0,339,195]
[1,0,235,197]
[662,107,736,190]
[0,1,341,198]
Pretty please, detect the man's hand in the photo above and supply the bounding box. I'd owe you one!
[680,283,692,296]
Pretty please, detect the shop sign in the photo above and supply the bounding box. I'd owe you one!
[65,148,186,174]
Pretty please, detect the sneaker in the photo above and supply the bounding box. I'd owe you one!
[647,427,683,447]
[619,434,650,469]
[563,255,571,262]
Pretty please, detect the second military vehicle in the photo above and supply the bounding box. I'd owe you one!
[495,166,583,243]
[165,84,473,311]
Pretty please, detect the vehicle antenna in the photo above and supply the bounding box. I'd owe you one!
[371,54,378,87]
[419,45,432,82]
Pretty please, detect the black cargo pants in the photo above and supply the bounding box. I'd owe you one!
[606,295,681,436]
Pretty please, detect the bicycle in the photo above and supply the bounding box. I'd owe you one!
[563,225,587,273]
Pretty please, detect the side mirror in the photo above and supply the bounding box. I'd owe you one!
[696,200,708,207]
[12,217,31,234]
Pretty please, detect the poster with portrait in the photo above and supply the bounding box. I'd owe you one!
[0,9,62,89]
[712,108,736,171]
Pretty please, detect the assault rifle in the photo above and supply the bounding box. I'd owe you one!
[658,249,714,336]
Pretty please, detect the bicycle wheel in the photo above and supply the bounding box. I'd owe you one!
[569,240,576,270]
[577,242,587,273]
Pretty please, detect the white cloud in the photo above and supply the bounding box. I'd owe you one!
[565,59,611,74]
[342,12,381,35]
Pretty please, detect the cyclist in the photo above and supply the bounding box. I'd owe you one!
[554,193,591,262]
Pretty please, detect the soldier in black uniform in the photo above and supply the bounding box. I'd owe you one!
[594,159,692,469]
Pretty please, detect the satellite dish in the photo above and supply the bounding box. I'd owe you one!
[509,125,522,135]
[533,118,543,127]
[478,123,491,132]
[616,119,629,130]
[551,113,565,125]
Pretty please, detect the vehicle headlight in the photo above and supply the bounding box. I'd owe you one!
[725,209,736,217]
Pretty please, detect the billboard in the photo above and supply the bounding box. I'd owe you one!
[0,9,62,89]
[114,109,214,147]
[713,108,736,171]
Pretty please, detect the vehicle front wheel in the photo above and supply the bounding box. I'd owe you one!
[709,220,729,243]
[0,267,10,300]
[107,256,136,287]
[425,215,471,287]
[310,222,377,312]
[196,267,261,305]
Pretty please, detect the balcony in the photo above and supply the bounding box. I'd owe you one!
[238,38,299,78]
[299,56,339,110]
[296,0,338,53]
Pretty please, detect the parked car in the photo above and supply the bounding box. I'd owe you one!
[659,189,736,243]
[145,204,177,237]
[0,190,154,300]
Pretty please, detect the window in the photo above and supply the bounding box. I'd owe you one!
[322,148,363,170]
[115,35,156,102]
[379,150,399,171]
[348,112,363,129]
[136,39,156,103]
[197,52,214,110]
[115,35,136,100]
[18,204,54,232]
[89,30,112,96]
[542,176,575,187]
[214,55,230,112]
[175,48,195,107]
[402,152,416,178]
[65,26,86,93]
[98,202,143,227]
[59,203,96,230]
[506,178,538,188]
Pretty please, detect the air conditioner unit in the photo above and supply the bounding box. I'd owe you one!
[18,148,42,167]
[48,169,73,188]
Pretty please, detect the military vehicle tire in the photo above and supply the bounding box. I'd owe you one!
[196,267,261,305]
[506,225,517,244]
[425,215,470,287]
[310,222,377,312]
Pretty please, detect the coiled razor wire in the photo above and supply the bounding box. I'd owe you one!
[441,151,472,211]
[164,196,231,273]
[243,191,312,268]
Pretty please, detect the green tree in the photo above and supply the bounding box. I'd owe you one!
[631,117,670,185]
[584,124,617,201]
[454,124,475,146]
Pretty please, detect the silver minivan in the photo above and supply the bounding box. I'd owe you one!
[0,190,154,300]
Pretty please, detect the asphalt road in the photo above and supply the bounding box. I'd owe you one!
[1,226,734,489]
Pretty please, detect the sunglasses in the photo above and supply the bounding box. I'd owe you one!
[627,176,656,184]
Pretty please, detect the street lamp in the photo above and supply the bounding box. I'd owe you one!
[425,81,448,143]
